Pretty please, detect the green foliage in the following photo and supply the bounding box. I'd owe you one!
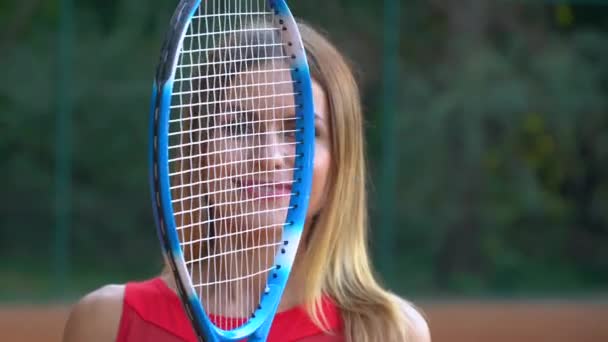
[1,0,607,300]
[390,25,608,295]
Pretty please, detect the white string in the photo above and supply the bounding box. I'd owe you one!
[169,144,298,164]
[172,79,295,96]
[170,91,297,109]
[245,0,255,321]
[234,3,247,328]
[174,67,293,82]
[183,27,280,38]
[168,104,298,124]
[174,191,293,216]
[186,241,282,263]
[192,11,273,19]
[177,204,292,233]
[208,0,219,322]
[168,129,300,147]
[168,0,294,325]
[224,2,235,328]
[169,154,299,177]
[179,222,287,243]
[172,179,295,204]
[188,4,201,308]
[171,115,298,134]
[168,136,299,154]
[216,0,227,321]
[170,167,297,190]
[175,55,289,69]
[262,3,272,312]
[194,266,275,286]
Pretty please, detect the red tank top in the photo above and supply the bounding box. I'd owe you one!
[116,277,343,342]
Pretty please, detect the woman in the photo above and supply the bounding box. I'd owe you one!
[63,21,430,342]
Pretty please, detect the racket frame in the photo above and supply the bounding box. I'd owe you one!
[149,0,315,341]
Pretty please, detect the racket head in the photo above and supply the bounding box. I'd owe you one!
[149,0,314,341]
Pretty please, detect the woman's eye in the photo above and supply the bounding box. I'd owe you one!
[284,129,297,139]
[238,121,252,134]
[223,120,253,135]
[282,121,298,139]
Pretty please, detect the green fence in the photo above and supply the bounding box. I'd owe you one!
[1,0,608,302]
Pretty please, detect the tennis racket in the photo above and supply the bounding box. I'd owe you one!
[149,0,314,341]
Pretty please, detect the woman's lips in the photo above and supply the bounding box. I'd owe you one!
[235,179,292,198]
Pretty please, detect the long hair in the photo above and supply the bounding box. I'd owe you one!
[296,22,419,342]
[164,19,423,341]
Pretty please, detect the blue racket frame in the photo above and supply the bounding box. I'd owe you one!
[148,1,315,341]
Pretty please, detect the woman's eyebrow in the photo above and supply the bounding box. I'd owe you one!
[231,105,255,121]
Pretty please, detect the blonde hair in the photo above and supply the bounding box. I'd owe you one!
[297,22,419,342]
[162,19,424,342]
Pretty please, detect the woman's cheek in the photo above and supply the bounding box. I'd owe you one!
[307,143,331,218]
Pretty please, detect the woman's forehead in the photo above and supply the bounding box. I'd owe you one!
[228,64,292,92]
[223,67,296,116]
[219,68,328,122]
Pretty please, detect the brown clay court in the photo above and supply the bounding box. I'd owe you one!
[1,301,607,342]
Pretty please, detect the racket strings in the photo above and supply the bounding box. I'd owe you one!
[169,155,299,179]
[173,67,293,83]
[180,222,287,246]
[168,132,300,151]
[186,241,283,264]
[169,142,300,163]
[169,91,298,108]
[172,79,295,96]
[169,167,297,189]
[177,206,294,230]
[176,55,290,69]
[167,112,298,135]
[168,0,296,329]
[174,190,294,215]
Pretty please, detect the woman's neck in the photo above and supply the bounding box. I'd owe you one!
[160,221,312,315]
[160,257,307,316]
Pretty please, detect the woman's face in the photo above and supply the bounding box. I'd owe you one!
[204,72,331,243]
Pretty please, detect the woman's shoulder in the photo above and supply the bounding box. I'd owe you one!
[62,284,126,342]
[392,295,431,342]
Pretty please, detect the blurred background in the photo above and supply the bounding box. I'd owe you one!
[1,0,608,341]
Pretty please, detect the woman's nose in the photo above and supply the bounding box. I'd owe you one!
[257,129,288,171]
